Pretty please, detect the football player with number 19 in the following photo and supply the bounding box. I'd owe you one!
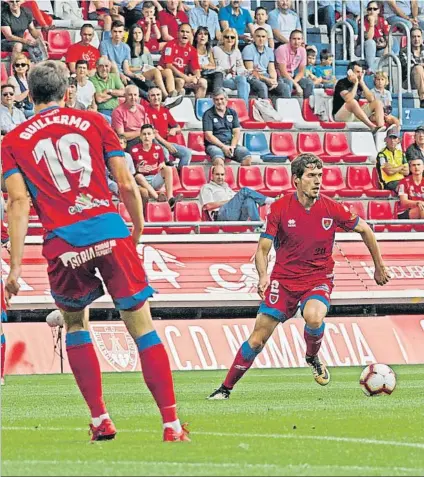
[208,153,390,400]
[2,61,189,442]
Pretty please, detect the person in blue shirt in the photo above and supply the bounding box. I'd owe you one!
[189,0,221,42]
[219,0,255,47]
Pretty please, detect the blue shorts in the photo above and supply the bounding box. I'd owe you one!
[206,145,251,163]
[145,172,165,190]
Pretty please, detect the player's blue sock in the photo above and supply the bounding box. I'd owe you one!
[304,323,326,357]
[223,341,261,389]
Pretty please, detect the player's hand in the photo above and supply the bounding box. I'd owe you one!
[257,276,269,299]
[374,265,390,286]
[5,266,21,306]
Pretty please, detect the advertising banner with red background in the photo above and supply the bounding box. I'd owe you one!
[3,316,424,375]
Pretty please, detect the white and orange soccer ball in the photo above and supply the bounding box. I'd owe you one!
[359,363,397,397]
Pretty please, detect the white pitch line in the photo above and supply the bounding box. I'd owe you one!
[3,426,424,450]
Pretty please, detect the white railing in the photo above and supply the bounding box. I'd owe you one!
[377,53,403,125]
[388,22,411,92]
[331,20,355,74]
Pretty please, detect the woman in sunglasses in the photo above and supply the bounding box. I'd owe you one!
[7,54,34,118]
[193,27,223,94]
[212,28,250,106]
[356,1,391,73]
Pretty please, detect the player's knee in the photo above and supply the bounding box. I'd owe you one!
[249,334,267,351]
[303,311,324,329]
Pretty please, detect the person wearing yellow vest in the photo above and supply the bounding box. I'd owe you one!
[376,125,409,191]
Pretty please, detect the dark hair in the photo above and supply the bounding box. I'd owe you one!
[81,23,95,32]
[291,154,323,180]
[127,24,145,58]
[290,29,303,39]
[306,48,316,56]
[320,48,333,61]
[193,27,211,52]
[348,61,362,71]
[411,27,423,36]
[112,20,125,30]
[75,59,89,68]
[1,84,14,93]
[366,1,379,8]
[255,6,267,15]
[68,77,77,87]
[141,124,154,132]
[118,134,127,142]
[28,61,69,105]
[254,27,268,35]
[178,23,192,31]
[142,0,156,9]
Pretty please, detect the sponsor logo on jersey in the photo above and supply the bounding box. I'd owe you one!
[322,218,333,230]
[269,279,280,305]
[69,193,110,215]
[174,57,184,69]
[288,219,296,228]
[58,240,117,269]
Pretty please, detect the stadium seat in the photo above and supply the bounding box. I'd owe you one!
[321,166,350,197]
[145,202,173,234]
[171,167,185,196]
[350,132,377,158]
[169,133,186,146]
[402,132,415,151]
[249,99,293,129]
[344,166,391,198]
[393,203,414,232]
[208,165,238,190]
[195,98,213,120]
[180,166,207,197]
[228,98,266,129]
[118,202,131,224]
[1,63,8,84]
[172,98,201,128]
[237,166,266,192]
[243,132,270,155]
[264,166,295,196]
[298,132,324,155]
[302,98,346,129]
[324,132,368,163]
[276,98,320,128]
[175,201,219,234]
[270,132,297,160]
[368,201,393,232]
[371,168,393,198]
[47,30,72,59]
[187,131,207,162]
[342,201,367,219]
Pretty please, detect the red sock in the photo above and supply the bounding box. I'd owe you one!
[66,343,107,418]
[223,341,258,390]
[304,324,326,357]
[1,341,6,379]
[138,341,177,424]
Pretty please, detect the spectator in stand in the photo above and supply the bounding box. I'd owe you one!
[130,124,183,209]
[100,20,132,85]
[88,1,113,33]
[203,88,252,167]
[397,157,424,219]
[356,2,391,73]
[200,164,274,222]
[314,49,337,89]
[189,0,221,42]
[65,77,86,110]
[145,87,192,170]
[159,23,207,99]
[23,0,53,31]
[90,57,125,120]
[193,27,224,94]
[7,53,33,118]
[218,0,255,47]
[1,0,46,63]
[137,1,164,53]
[159,0,189,42]
[0,84,26,134]
[344,1,361,34]
[268,0,301,48]
[107,134,136,198]
[75,60,97,112]
[400,27,424,109]
[213,28,250,106]
[333,61,385,133]
[275,29,314,99]
[376,126,409,191]
[406,125,424,162]
[112,84,148,149]
[113,0,144,27]
[371,71,400,128]
[305,46,322,88]
[253,6,274,49]
[243,28,290,103]
[66,24,101,76]
[384,0,423,30]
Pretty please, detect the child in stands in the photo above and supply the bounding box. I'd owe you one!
[305,46,322,87]
[371,71,400,127]
[315,49,337,88]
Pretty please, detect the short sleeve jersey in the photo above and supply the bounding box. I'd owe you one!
[65,43,101,70]
[129,142,165,176]
[2,107,128,247]
[261,193,359,290]
[145,104,178,139]
[397,176,424,214]
[159,39,200,73]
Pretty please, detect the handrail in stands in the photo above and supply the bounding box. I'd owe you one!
[388,22,411,92]
[331,20,355,75]
[377,53,403,125]
[301,0,308,45]
[359,0,365,60]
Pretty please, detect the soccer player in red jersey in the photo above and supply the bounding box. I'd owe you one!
[397,158,424,219]
[208,154,390,399]
[2,61,189,442]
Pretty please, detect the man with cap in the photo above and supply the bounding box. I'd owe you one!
[376,125,409,191]
[406,125,424,163]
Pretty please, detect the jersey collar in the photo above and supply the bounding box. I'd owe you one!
[39,105,60,114]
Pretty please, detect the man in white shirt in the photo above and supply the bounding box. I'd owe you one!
[75,60,97,111]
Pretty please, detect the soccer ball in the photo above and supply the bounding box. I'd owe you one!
[359,363,396,396]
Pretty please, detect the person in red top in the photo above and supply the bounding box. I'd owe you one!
[130,124,182,209]
[66,24,101,76]
[138,0,164,53]
[397,157,424,219]
[159,0,189,42]
[145,87,192,170]
[159,23,207,98]
[208,153,390,400]
[2,60,189,443]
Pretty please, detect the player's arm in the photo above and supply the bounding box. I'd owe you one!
[354,218,390,286]
[4,173,30,299]
[255,237,273,299]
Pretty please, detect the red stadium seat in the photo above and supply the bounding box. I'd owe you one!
[298,132,324,155]
[118,202,132,223]
[324,132,368,163]
[174,201,219,234]
[145,202,173,234]
[171,167,185,196]
[270,132,298,159]
[1,63,8,84]
[344,166,391,198]
[342,201,367,219]
[402,132,414,151]
[302,98,346,129]
[208,165,238,190]
[237,166,266,192]
[321,166,350,197]
[169,133,186,146]
[187,132,207,162]
[180,166,207,198]
[371,168,393,197]
[368,201,393,232]
[227,98,266,129]
[393,202,414,232]
[47,30,72,59]
[264,166,295,196]
[249,99,293,129]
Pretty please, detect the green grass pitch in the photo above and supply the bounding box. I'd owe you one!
[2,366,424,476]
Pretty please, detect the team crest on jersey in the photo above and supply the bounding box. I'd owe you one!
[91,324,138,372]
[322,218,333,230]
[226,115,233,122]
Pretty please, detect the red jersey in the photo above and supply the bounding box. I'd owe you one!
[145,104,178,140]
[159,39,200,73]
[129,142,165,176]
[158,9,188,40]
[65,42,101,70]
[2,107,129,247]
[397,175,424,215]
[262,193,359,290]
[137,18,162,52]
